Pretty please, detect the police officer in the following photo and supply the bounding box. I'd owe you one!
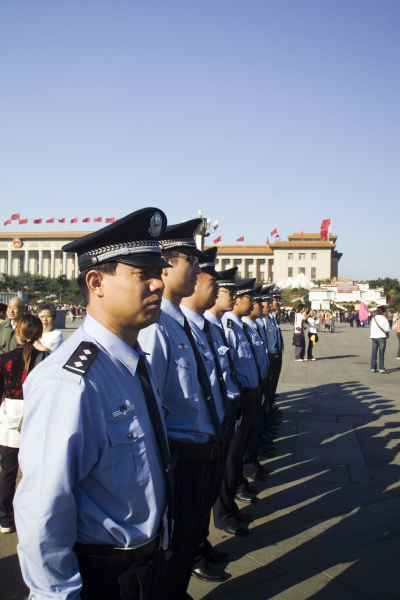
[181,247,235,582]
[14,208,173,600]
[138,222,226,600]
[269,288,285,401]
[212,280,262,536]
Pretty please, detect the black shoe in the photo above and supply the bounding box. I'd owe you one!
[235,510,254,522]
[273,409,282,417]
[236,491,258,502]
[251,470,269,482]
[244,481,260,493]
[262,443,277,451]
[203,541,230,563]
[222,525,249,537]
[255,461,272,474]
[191,557,225,582]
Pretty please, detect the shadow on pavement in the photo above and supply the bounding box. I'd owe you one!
[205,380,400,600]
[0,553,28,600]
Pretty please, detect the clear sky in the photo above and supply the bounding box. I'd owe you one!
[1,1,399,280]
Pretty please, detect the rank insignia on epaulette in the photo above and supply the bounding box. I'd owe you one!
[63,342,99,375]
[227,319,234,329]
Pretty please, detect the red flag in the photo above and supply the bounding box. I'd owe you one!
[19,219,28,224]
[58,218,66,223]
[266,237,270,245]
[301,229,304,240]
[46,218,55,223]
[11,213,20,220]
[105,217,115,223]
[4,219,11,225]
[237,236,244,242]
[214,236,221,244]
[70,218,78,223]
[82,217,91,223]
[271,227,277,236]
[320,218,331,241]
[34,218,42,224]
[276,234,281,241]
[94,217,102,223]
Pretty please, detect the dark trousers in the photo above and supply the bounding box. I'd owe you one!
[397,332,400,359]
[0,445,19,528]
[78,549,168,600]
[371,338,386,371]
[213,394,260,530]
[350,320,354,327]
[244,381,271,464]
[307,333,315,360]
[294,338,305,360]
[168,442,219,600]
[356,320,360,327]
[269,352,282,399]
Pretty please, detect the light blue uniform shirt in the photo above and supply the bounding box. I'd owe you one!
[138,298,217,444]
[242,317,269,379]
[262,313,280,354]
[14,314,167,600]
[180,306,225,422]
[204,310,240,400]
[221,312,259,390]
[256,317,268,348]
[272,311,284,351]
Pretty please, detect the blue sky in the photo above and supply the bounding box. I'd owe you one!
[1,1,399,279]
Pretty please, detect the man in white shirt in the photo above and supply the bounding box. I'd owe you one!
[370,307,391,373]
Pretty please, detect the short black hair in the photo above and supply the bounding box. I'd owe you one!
[0,303,7,313]
[36,302,56,319]
[78,262,119,305]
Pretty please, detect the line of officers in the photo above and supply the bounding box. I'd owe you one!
[13,208,284,600]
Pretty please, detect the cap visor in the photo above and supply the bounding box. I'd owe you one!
[161,246,207,259]
[118,254,172,268]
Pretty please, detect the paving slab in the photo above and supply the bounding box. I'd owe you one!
[271,461,351,484]
[198,566,370,600]
[294,421,367,465]
[313,534,400,600]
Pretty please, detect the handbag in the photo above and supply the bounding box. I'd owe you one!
[373,316,389,339]
[292,332,304,347]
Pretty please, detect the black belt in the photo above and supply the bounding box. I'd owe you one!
[169,438,219,463]
[74,533,163,568]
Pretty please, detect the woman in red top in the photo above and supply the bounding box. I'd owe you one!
[0,314,44,534]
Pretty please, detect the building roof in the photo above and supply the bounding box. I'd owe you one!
[288,232,338,241]
[0,231,86,240]
[205,245,273,255]
[273,241,336,248]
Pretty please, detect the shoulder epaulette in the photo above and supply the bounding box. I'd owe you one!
[226,319,234,329]
[63,341,99,375]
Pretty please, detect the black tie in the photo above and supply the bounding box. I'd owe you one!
[137,355,174,542]
[242,322,262,384]
[182,316,225,443]
[203,319,232,419]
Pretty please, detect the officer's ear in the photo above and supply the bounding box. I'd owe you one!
[86,270,106,299]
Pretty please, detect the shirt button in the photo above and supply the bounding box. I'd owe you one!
[188,362,191,366]
[127,433,134,440]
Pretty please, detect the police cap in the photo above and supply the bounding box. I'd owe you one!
[236,278,257,297]
[62,208,171,271]
[253,285,263,302]
[216,267,238,289]
[198,247,220,278]
[159,219,207,259]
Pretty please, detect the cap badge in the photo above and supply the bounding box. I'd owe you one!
[148,212,162,237]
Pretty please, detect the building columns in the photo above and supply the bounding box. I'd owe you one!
[62,252,67,276]
[74,255,78,279]
[50,250,55,278]
[24,249,29,273]
[38,250,43,275]
[7,250,12,276]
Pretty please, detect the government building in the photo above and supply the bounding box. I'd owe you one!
[206,232,342,283]
[0,230,342,283]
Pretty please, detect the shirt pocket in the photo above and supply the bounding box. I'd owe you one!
[238,340,252,361]
[174,355,197,398]
[216,345,230,372]
[107,415,151,492]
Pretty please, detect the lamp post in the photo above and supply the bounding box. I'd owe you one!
[195,209,219,251]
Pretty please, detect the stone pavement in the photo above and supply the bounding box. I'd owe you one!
[0,322,399,599]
